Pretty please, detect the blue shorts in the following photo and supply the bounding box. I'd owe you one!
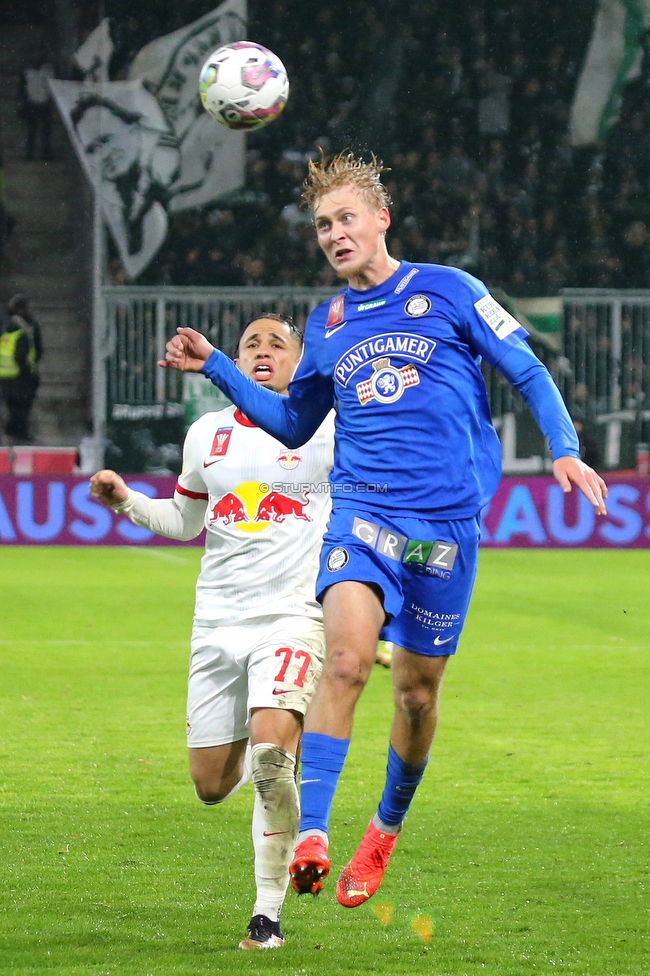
[316,507,480,657]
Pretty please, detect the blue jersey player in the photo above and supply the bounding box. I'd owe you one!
[160,152,607,909]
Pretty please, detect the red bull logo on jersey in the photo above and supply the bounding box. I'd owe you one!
[209,481,312,533]
[255,491,311,523]
[356,357,420,405]
[277,450,302,470]
[210,492,248,524]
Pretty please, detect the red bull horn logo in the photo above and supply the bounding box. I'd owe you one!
[210,492,249,525]
[210,481,312,533]
[277,450,301,470]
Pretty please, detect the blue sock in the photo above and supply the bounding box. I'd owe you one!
[299,732,350,833]
[376,744,428,827]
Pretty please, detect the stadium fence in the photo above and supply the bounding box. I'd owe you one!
[563,290,650,467]
[101,286,650,470]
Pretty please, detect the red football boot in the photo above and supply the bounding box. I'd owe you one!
[289,834,330,895]
[336,820,399,907]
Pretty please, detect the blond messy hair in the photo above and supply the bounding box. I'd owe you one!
[301,151,392,212]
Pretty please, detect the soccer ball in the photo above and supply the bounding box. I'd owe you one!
[199,41,289,130]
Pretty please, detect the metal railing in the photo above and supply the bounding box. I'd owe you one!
[103,284,568,413]
[99,285,650,470]
[103,286,336,410]
[562,289,650,466]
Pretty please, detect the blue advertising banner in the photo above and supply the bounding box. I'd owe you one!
[0,476,648,547]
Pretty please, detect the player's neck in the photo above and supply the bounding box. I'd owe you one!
[346,253,400,291]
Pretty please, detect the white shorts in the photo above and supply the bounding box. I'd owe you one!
[186,615,325,748]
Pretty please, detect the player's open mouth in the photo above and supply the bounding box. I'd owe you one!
[335,248,353,261]
[253,364,273,378]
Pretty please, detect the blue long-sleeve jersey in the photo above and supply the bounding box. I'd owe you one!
[202,261,579,519]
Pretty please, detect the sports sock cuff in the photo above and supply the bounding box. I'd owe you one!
[298,734,350,833]
[388,744,428,780]
[301,732,350,772]
[376,744,429,826]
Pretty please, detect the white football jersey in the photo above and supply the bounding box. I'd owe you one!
[177,405,335,624]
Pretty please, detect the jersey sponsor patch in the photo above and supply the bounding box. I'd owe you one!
[351,516,458,571]
[335,333,435,387]
[326,294,345,328]
[356,358,420,405]
[277,449,301,469]
[394,267,420,294]
[474,295,521,339]
[326,546,349,571]
[203,426,233,466]
[209,482,312,531]
[357,299,386,312]
[404,294,431,317]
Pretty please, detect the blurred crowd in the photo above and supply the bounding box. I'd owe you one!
[9,0,650,297]
[119,0,650,295]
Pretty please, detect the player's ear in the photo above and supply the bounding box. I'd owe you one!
[378,207,391,232]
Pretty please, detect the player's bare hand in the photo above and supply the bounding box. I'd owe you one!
[552,457,608,515]
[157,328,214,372]
[89,469,129,508]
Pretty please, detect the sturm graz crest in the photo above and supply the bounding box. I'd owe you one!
[356,358,420,405]
[327,547,349,571]
[404,295,431,317]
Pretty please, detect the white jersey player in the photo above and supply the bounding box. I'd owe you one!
[90,314,334,950]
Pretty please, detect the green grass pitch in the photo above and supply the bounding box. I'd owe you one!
[0,546,648,975]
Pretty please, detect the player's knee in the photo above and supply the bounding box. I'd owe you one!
[323,648,372,691]
[397,685,438,718]
[251,743,298,808]
[192,776,231,805]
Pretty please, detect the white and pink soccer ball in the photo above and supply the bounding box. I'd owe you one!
[199,41,289,130]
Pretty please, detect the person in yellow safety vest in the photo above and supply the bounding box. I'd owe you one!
[0,294,42,443]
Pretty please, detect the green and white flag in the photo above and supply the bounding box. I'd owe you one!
[570,0,650,146]
[129,0,247,213]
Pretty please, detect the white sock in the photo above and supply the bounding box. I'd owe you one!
[297,828,328,846]
[250,742,299,921]
[196,740,252,805]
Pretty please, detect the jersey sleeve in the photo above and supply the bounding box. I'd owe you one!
[116,490,206,541]
[112,420,208,540]
[496,345,580,460]
[453,270,530,368]
[200,334,335,448]
[453,271,580,461]
[176,420,209,499]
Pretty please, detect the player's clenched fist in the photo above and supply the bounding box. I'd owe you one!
[89,469,129,508]
[157,327,215,372]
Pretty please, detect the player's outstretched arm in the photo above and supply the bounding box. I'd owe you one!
[90,469,129,507]
[157,328,213,372]
[552,457,608,515]
[493,346,608,515]
[158,328,334,449]
[90,470,206,541]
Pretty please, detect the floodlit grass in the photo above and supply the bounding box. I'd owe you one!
[0,546,648,975]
